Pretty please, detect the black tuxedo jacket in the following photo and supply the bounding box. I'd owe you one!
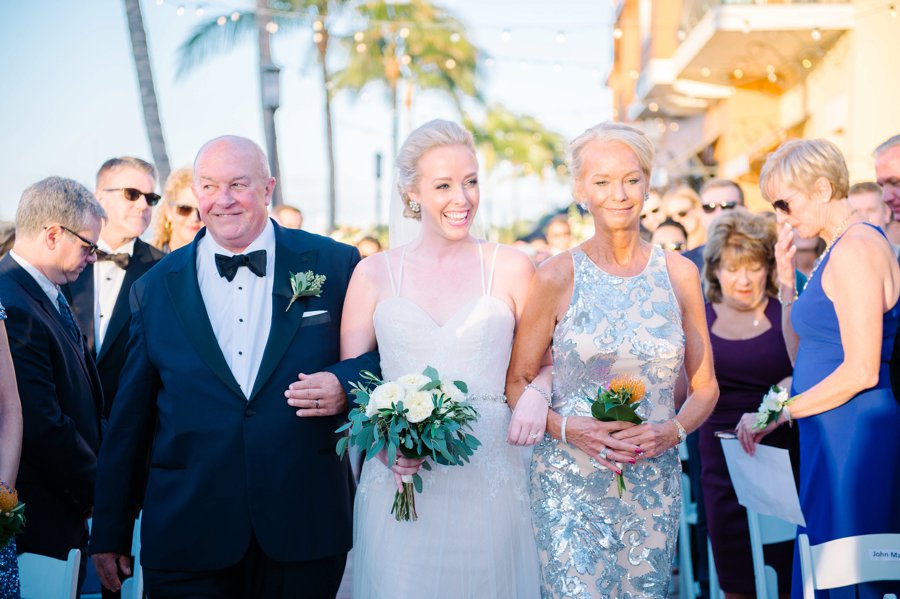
[63,238,163,420]
[0,255,103,559]
[89,223,379,571]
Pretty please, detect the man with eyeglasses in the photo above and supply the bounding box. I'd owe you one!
[64,157,163,423]
[682,178,745,272]
[0,177,106,592]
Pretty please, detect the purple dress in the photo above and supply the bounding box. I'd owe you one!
[700,298,798,594]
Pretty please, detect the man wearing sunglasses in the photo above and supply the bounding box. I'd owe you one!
[64,157,163,426]
[0,177,106,592]
[682,178,745,272]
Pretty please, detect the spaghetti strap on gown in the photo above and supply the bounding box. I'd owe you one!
[789,223,900,598]
[352,243,541,599]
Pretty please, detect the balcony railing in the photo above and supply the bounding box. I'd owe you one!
[680,0,851,35]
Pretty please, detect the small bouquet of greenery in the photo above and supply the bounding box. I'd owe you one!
[0,481,25,549]
[753,385,796,430]
[337,367,481,521]
[590,375,646,498]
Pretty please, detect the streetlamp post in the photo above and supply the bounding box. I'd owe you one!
[260,61,283,206]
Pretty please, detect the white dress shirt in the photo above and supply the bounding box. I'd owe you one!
[93,238,136,351]
[197,221,275,399]
[9,250,60,310]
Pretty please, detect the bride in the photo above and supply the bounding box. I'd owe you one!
[340,120,543,598]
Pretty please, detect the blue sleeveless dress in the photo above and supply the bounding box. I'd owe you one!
[790,223,900,598]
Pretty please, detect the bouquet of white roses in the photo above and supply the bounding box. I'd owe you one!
[753,385,796,430]
[336,366,481,521]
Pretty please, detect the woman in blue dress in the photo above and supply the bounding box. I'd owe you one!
[1,298,23,598]
[736,138,900,598]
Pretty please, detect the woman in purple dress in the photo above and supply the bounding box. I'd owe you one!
[700,212,797,598]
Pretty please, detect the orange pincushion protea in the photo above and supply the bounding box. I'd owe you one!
[608,376,646,403]
[0,483,17,512]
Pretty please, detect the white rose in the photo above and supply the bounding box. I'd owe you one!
[440,379,466,404]
[397,373,431,393]
[366,382,406,417]
[760,388,784,413]
[404,390,435,423]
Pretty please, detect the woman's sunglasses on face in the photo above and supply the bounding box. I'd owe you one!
[174,204,200,218]
[103,187,161,206]
[701,201,737,214]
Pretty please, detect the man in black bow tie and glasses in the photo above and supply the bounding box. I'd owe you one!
[90,136,378,598]
[63,157,163,423]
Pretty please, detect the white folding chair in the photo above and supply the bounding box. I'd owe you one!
[707,537,724,599]
[119,512,144,599]
[746,508,796,599]
[18,548,81,599]
[798,533,900,598]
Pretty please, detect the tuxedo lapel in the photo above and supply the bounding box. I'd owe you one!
[164,237,245,400]
[97,240,156,363]
[248,229,318,401]
[67,264,96,355]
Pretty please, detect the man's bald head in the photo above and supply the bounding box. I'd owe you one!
[192,135,276,253]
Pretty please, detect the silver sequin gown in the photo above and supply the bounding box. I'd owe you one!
[531,247,684,598]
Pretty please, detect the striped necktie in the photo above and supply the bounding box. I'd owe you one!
[56,292,82,344]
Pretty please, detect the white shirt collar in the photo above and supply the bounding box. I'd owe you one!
[200,219,276,260]
[8,250,60,305]
[98,237,137,256]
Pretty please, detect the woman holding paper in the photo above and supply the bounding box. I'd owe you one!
[736,139,900,598]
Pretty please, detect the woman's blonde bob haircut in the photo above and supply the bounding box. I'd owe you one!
[702,211,778,304]
[395,119,476,221]
[759,138,849,203]
[568,122,654,182]
[152,167,194,249]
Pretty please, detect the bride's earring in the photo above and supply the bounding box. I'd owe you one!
[408,200,421,214]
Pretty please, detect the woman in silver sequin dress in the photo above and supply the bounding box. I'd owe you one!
[1,299,23,598]
[507,123,719,598]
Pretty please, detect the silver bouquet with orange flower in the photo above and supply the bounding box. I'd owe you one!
[590,376,646,497]
[0,481,25,549]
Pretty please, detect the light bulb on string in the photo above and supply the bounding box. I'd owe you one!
[741,19,751,34]
[768,71,778,83]
[801,58,813,69]
[313,32,324,43]
[445,58,457,70]
[265,21,279,34]
[195,5,204,17]
[890,4,897,17]
[811,27,822,41]
[450,32,460,43]
[356,42,367,53]
[700,66,711,78]
[648,102,659,113]
[613,27,623,40]
[500,28,511,42]
[313,19,324,31]
[733,68,743,79]
[676,29,686,41]
[230,11,240,21]
[399,27,410,38]
[555,31,566,44]
[216,15,227,25]
[401,54,411,65]
[354,31,364,42]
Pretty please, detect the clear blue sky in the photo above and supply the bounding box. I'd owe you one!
[0,0,615,232]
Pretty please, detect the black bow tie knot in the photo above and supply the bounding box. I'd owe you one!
[96,251,130,269]
[215,250,267,281]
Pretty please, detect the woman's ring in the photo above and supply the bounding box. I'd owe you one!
[599,449,609,460]
[529,432,540,439]
[315,399,320,409]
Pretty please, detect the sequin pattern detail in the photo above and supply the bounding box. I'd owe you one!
[532,247,684,598]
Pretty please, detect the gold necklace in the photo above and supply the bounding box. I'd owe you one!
[807,212,856,282]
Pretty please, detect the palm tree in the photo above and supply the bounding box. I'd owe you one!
[122,0,171,184]
[332,0,483,161]
[179,1,357,219]
[464,104,567,180]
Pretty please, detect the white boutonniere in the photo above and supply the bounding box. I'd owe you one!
[285,271,326,312]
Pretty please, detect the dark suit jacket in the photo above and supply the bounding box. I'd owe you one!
[0,254,103,560]
[63,238,163,420]
[89,223,379,571]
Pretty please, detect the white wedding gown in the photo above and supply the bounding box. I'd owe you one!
[352,243,541,599]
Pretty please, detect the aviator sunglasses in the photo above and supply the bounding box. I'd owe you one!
[701,201,737,213]
[103,187,161,206]
[173,204,200,218]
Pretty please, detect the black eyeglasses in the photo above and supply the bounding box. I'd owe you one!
[656,241,686,251]
[701,201,737,213]
[772,190,801,215]
[51,225,100,255]
[174,204,200,218]
[104,187,161,206]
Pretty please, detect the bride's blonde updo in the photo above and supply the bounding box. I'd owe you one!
[395,119,476,220]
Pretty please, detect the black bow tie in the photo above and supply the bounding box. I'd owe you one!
[96,251,130,269]
[215,250,267,282]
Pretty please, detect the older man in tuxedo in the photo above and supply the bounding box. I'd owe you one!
[64,157,164,423]
[90,136,378,598]
[0,177,105,585]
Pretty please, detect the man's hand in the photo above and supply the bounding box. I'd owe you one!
[92,553,131,592]
[285,372,347,417]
